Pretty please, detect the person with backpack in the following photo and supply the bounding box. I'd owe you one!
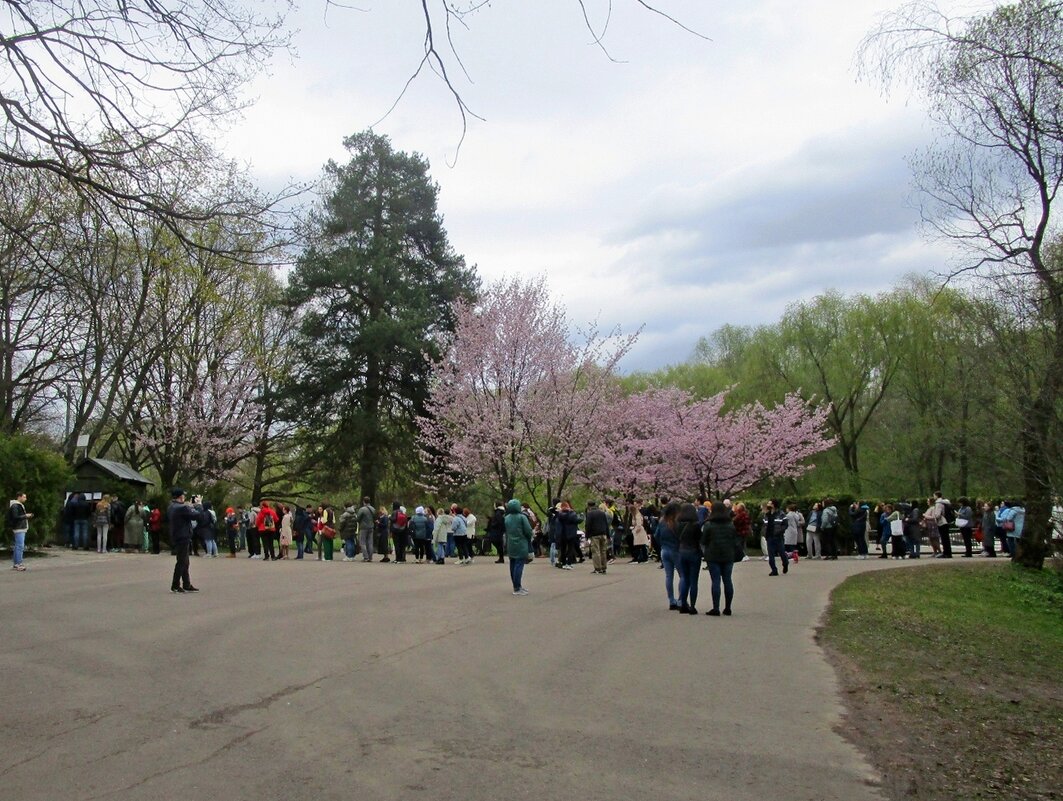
[388,502,409,563]
[256,501,279,560]
[8,491,33,571]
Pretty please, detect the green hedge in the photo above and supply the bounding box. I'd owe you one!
[0,434,72,548]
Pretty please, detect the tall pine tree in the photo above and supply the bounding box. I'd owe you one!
[285,132,477,502]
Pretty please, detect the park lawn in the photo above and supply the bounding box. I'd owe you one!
[819,562,1063,801]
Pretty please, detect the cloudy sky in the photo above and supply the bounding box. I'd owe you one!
[221,0,972,371]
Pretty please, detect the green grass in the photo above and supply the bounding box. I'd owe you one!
[821,562,1063,801]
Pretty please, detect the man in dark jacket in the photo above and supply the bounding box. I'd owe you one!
[763,500,789,577]
[557,501,580,570]
[168,488,200,593]
[585,501,610,575]
[486,504,506,563]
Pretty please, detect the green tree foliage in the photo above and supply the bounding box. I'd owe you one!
[0,434,71,546]
[863,0,1063,566]
[285,132,478,504]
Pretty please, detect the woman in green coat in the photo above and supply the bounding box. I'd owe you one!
[701,501,740,616]
[504,499,533,596]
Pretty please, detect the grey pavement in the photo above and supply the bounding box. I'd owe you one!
[0,549,922,801]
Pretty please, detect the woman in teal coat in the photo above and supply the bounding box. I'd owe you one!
[505,499,533,596]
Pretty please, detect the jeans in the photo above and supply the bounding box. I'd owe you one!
[12,530,26,566]
[549,542,557,566]
[73,519,89,549]
[205,538,218,556]
[96,524,109,552]
[344,537,356,558]
[766,534,789,573]
[707,561,734,612]
[677,549,701,608]
[509,557,525,591]
[435,542,447,562]
[660,546,677,605]
[852,528,868,556]
[446,533,455,557]
[905,530,921,557]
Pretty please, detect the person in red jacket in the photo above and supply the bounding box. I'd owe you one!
[256,501,280,561]
[148,506,163,554]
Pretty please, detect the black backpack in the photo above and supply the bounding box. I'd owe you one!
[942,501,955,525]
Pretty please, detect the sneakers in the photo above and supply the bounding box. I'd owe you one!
[12,564,26,571]
[171,586,184,593]
[518,587,529,595]
[561,564,573,570]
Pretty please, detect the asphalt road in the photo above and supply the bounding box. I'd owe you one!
[0,549,904,801]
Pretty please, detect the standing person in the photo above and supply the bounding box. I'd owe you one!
[433,504,452,565]
[655,501,680,606]
[805,502,822,559]
[389,502,409,563]
[979,500,998,557]
[998,500,1025,560]
[701,500,740,616]
[675,503,702,615]
[148,505,162,554]
[7,491,32,571]
[955,497,975,557]
[318,504,337,561]
[763,501,790,576]
[585,500,611,577]
[504,498,533,596]
[279,505,293,559]
[904,501,922,558]
[245,502,261,558]
[625,495,649,564]
[225,507,240,557]
[409,506,431,563]
[731,501,751,563]
[556,501,580,570]
[356,497,375,562]
[451,504,472,565]
[849,502,869,559]
[784,503,804,561]
[820,499,839,560]
[375,506,392,563]
[235,505,248,554]
[338,501,359,561]
[168,488,199,593]
[110,496,126,552]
[71,492,91,550]
[124,501,146,555]
[923,496,943,556]
[257,501,280,560]
[486,503,506,563]
[94,496,111,554]
[201,500,219,557]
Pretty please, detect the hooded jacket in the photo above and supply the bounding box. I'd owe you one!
[504,499,533,559]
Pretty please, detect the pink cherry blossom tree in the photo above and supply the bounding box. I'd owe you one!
[588,388,835,500]
[419,275,636,513]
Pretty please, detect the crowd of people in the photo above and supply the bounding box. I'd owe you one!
[9,489,1038,601]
